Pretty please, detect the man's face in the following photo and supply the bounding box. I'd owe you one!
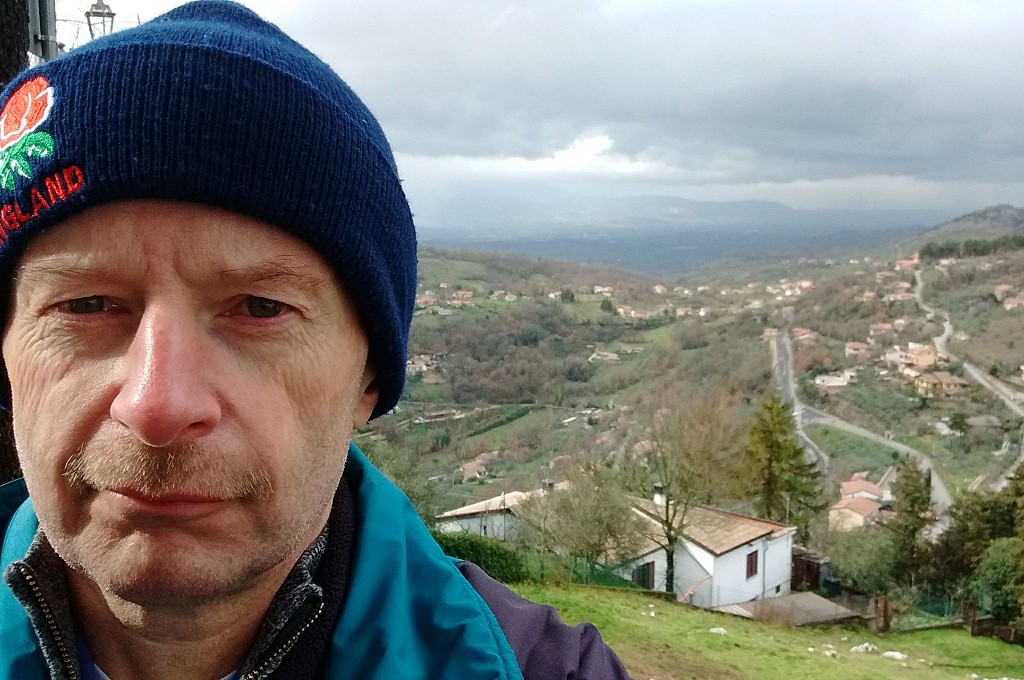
[3,200,378,606]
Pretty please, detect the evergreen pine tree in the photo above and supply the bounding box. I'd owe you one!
[888,457,933,583]
[745,392,823,541]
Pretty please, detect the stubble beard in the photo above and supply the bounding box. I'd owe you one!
[51,438,281,606]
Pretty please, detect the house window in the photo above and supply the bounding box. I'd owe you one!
[632,561,655,589]
[746,550,758,579]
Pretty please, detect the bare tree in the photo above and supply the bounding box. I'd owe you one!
[636,393,745,594]
[516,465,644,580]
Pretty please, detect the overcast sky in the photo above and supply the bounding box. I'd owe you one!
[53,1,1024,223]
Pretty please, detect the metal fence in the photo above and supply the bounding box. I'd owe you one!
[570,557,640,589]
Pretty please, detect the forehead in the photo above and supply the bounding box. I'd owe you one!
[13,200,339,289]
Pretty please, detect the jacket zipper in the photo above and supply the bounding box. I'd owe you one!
[242,599,324,680]
[17,564,79,680]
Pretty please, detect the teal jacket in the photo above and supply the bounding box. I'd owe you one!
[0,445,524,680]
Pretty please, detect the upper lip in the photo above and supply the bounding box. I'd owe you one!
[110,488,226,503]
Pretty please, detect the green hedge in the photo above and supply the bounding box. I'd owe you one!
[431,530,529,584]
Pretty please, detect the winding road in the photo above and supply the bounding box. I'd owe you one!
[913,270,1024,490]
[771,330,952,532]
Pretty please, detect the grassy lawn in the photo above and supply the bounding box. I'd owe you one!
[641,322,677,347]
[831,379,920,432]
[512,582,1024,680]
[805,424,900,480]
[897,434,1009,495]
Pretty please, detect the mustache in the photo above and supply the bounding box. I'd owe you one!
[63,440,273,501]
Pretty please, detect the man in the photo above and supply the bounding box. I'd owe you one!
[0,2,632,679]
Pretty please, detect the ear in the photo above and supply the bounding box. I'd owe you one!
[352,368,379,428]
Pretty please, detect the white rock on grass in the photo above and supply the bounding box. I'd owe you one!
[708,627,728,635]
[849,643,878,653]
[882,651,908,661]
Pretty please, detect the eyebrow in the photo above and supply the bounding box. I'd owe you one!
[13,257,332,296]
[12,260,107,289]
[215,260,331,296]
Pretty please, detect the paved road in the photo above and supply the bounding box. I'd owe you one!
[801,406,952,513]
[771,327,951,534]
[914,270,1024,490]
[771,331,829,477]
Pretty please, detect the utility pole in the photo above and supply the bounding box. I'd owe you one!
[0,0,30,86]
[27,0,61,62]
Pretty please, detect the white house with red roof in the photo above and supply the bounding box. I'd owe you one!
[435,481,574,541]
[616,501,795,609]
[437,488,796,609]
[844,341,870,360]
[829,496,881,531]
[839,479,882,501]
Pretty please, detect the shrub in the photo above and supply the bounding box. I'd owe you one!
[431,530,529,583]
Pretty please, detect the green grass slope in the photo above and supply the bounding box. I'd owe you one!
[512,583,1023,680]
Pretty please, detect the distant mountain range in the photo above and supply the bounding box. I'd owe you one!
[414,186,963,275]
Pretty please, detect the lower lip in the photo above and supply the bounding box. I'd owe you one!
[104,489,229,520]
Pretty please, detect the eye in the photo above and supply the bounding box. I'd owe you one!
[60,296,118,314]
[241,296,286,318]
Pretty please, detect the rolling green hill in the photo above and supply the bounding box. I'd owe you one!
[914,204,1024,246]
[514,583,1024,680]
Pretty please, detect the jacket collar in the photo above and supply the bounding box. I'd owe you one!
[327,444,522,679]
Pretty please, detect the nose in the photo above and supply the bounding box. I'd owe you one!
[110,305,222,448]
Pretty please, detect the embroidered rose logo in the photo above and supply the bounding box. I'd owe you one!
[0,76,56,191]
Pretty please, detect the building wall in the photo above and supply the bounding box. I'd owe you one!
[710,540,767,607]
[616,533,793,609]
[764,531,794,599]
[829,507,868,531]
[436,511,522,542]
[675,545,713,606]
[621,549,669,592]
[702,532,794,608]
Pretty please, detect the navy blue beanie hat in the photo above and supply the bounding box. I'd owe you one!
[0,0,416,418]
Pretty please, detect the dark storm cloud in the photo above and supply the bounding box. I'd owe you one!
[82,0,1024,209]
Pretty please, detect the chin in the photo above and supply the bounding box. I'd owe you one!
[69,531,280,608]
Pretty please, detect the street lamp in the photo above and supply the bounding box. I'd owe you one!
[85,0,116,40]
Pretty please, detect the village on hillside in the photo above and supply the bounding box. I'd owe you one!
[360,222,1024,630]
[366,234,1024,634]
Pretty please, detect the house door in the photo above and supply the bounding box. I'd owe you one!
[632,561,655,589]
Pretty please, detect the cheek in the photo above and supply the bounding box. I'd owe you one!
[275,338,368,429]
[4,321,115,483]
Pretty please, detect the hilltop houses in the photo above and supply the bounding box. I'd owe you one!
[829,497,881,531]
[894,253,920,270]
[994,283,1014,302]
[844,342,870,361]
[914,371,970,398]
[1004,296,1024,311]
[791,327,817,344]
[829,470,896,531]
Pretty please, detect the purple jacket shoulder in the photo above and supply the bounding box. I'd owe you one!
[456,562,633,680]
